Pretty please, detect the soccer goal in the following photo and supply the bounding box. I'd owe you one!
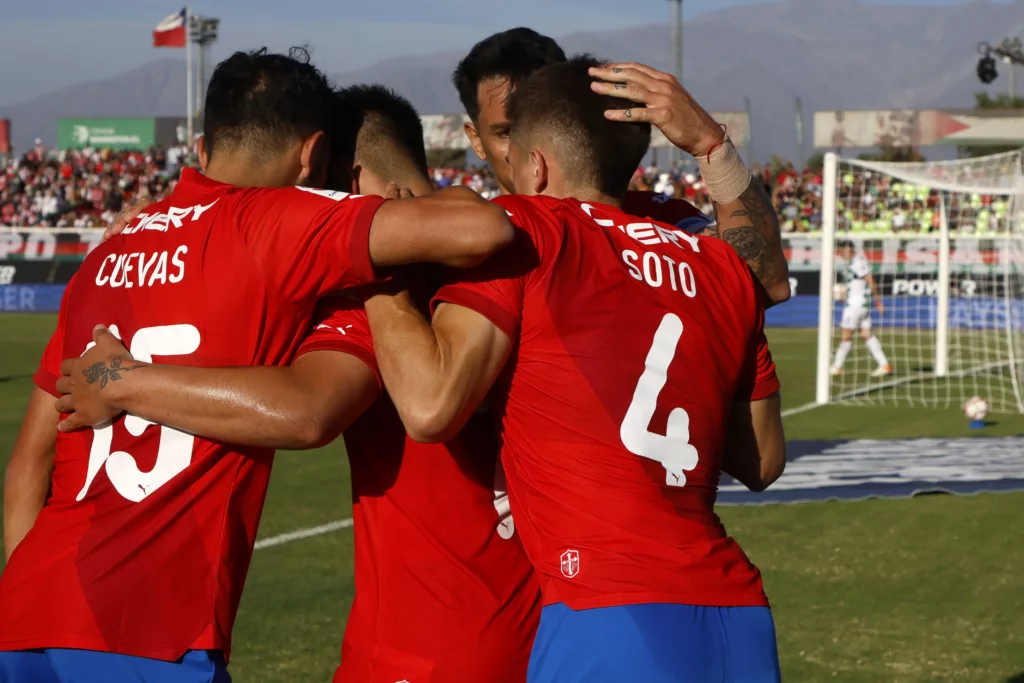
[814,149,1024,414]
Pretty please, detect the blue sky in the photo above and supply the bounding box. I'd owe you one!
[0,0,1014,105]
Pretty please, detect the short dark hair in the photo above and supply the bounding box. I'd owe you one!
[507,55,650,198]
[453,28,567,122]
[203,47,334,161]
[331,84,429,182]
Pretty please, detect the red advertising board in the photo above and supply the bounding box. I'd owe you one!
[0,119,10,155]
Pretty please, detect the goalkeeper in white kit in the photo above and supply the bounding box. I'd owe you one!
[831,241,892,377]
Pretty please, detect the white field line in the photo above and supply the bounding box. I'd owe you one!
[254,518,353,550]
[254,403,827,551]
[781,401,825,418]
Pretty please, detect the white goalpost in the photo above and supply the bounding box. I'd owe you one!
[814,149,1024,414]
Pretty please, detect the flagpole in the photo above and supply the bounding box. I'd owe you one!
[185,6,194,151]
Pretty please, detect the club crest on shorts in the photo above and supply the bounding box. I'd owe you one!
[560,549,580,578]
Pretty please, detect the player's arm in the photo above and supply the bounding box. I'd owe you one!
[362,287,512,443]
[6,279,75,559]
[590,62,790,306]
[712,180,790,307]
[369,187,514,269]
[721,392,786,492]
[241,186,514,305]
[866,273,885,313]
[55,327,378,450]
[3,388,58,560]
[721,282,786,492]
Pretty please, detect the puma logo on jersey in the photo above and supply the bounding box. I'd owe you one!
[315,324,354,335]
[494,466,515,540]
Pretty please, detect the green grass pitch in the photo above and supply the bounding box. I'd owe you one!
[1,315,1022,682]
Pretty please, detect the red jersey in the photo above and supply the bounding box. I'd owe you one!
[622,191,713,235]
[297,297,539,683]
[434,195,779,611]
[0,169,386,660]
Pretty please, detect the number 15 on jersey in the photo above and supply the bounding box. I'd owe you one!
[76,324,201,503]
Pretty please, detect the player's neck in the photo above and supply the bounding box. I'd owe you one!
[204,153,302,189]
[559,185,622,210]
[405,176,436,197]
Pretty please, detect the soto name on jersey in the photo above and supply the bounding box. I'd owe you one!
[578,202,700,297]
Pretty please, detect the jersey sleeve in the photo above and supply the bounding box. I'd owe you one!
[33,275,75,397]
[736,279,781,402]
[235,187,388,304]
[296,295,382,390]
[749,329,780,401]
[430,196,544,340]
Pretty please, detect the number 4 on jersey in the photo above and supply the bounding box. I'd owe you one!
[620,313,699,487]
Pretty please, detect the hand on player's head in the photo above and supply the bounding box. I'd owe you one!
[55,325,141,432]
[589,62,723,159]
[103,197,156,242]
[506,55,650,199]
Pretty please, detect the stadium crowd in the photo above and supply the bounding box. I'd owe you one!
[1,145,1013,233]
[629,162,1014,235]
[0,144,191,228]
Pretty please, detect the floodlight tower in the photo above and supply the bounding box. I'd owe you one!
[668,0,683,167]
[190,15,220,117]
[977,37,1024,100]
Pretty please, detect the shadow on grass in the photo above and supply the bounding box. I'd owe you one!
[0,374,32,384]
[1005,674,1024,683]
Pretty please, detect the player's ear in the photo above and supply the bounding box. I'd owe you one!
[197,135,209,172]
[298,130,329,189]
[351,164,363,194]
[464,121,487,162]
[531,148,548,196]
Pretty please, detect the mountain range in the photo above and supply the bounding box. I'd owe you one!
[2,0,1022,162]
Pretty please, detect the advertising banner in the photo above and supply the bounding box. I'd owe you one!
[421,114,471,151]
[719,437,1024,505]
[155,116,192,148]
[782,236,1017,276]
[652,111,750,149]
[813,109,1024,149]
[57,118,157,151]
[0,228,102,285]
[0,285,66,312]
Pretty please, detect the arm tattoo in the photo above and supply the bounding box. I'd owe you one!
[82,357,144,389]
[717,180,783,286]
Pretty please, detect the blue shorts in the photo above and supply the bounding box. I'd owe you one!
[528,603,781,683]
[0,649,229,683]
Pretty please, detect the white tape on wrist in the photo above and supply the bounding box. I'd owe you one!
[695,138,752,204]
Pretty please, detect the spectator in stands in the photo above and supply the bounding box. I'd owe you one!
[0,145,191,227]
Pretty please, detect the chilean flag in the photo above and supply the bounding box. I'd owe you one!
[153,8,187,48]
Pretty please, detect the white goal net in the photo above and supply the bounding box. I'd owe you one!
[814,150,1024,414]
